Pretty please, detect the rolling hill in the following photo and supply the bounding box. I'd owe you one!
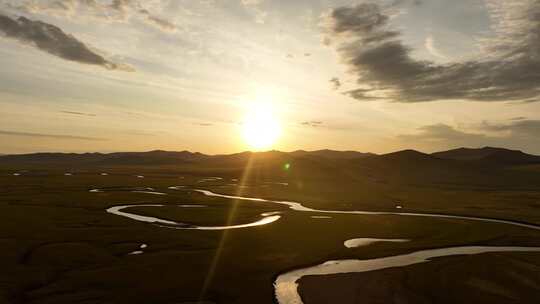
[432,147,540,164]
[2,147,539,168]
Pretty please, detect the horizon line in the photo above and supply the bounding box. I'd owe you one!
[1,146,536,157]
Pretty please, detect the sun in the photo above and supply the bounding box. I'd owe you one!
[242,101,282,151]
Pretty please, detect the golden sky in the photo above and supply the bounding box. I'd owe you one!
[1,0,540,154]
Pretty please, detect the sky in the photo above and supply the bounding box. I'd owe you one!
[1,0,540,155]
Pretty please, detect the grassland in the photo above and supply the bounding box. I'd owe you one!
[0,149,539,303]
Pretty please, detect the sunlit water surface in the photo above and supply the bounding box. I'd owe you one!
[96,186,540,303]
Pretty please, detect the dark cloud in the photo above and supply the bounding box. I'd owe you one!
[301,121,323,127]
[323,1,540,102]
[60,111,96,117]
[330,77,341,90]
[0,14,130,70]
[0,130,105,141]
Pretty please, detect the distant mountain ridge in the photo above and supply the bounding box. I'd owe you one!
[0,150,208,165]
[291,149,375,159]
[432,147,540,164]
[378,149,437,162]
[1,147,539,166]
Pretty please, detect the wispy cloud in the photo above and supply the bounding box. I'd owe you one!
[301,121,323,127]
[194,122,214,127]
[3,0,177,32]
[398,124,487,145]
[329,77,341,90]
[60,111,97,117]
[240,0,267,24]
[424,35,448,60]
[0,130,105,141]
[480,119,540,137]
[139,9,177,32]
[241,0,263,5]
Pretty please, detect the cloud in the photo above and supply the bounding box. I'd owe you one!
[399,124,487,145]
[4,1,177,32]
[330,77,341,90]
[392,0,423,6]
[240,0,267,24]
[322,1,540,102]
[480,119,540,137]
[110,0,132,12]
[398,121,540,152]
[0,14,131,70]
[60,111,96,117]
[241,0,263,5]
[0,130,105,141]
[139,9,177,32]
[301,121,323,127]
[424,35,448,60]
[4,0,77,17]
[6,0,113,19]
[194,122,213,127]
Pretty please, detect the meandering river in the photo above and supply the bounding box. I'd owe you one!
[192,189,540,231]
[274,246,540,304]
[100,187,540,304]
[106,204,281,230]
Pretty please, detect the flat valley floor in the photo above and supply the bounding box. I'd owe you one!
[1,153,540,303]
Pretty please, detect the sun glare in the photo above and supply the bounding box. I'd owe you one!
[242,101,282,151]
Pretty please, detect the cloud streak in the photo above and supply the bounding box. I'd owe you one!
[0,130,105,141]
[301,121,323,127]
[194,122,213,127]
[139,9,177,32]
[323,1,540,102]
[0,14,130,70]
[60,111,97,117]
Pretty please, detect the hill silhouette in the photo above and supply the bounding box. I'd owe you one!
[2,147,539,168]
[432,147,540,164]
